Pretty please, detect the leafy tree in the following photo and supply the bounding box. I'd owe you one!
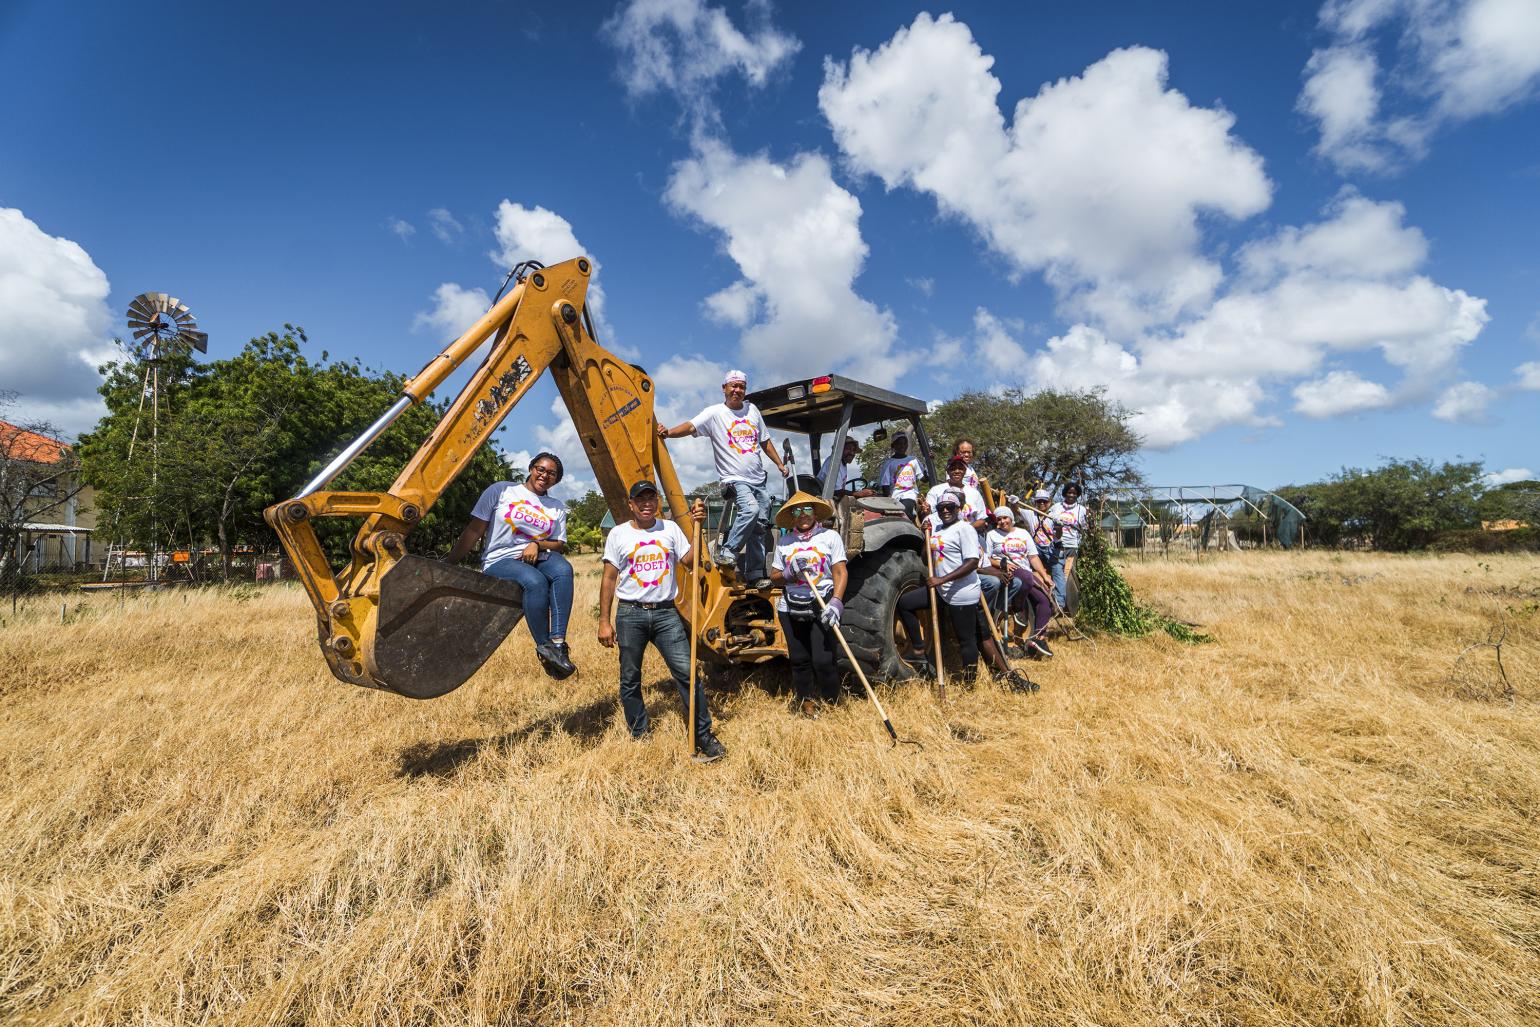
[1277,457,1485,551]
[1,392,85,586]
[1477,480,1540,525]
[78,328,515,577]
[909,388,1143,498]
[564,490,608,554]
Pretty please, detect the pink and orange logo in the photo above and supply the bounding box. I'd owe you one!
[626,539,673,587]
[504,498,554,540]
[726,417,759,455]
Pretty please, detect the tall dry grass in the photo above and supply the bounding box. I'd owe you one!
[1,551,1538,1025]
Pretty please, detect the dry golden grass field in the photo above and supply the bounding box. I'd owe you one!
[2,551,1539,1026]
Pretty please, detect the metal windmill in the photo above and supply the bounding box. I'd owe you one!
[107,294,208,582]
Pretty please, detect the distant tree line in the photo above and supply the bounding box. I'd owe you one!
[1276,459,1538,552]
[78,327,514,579]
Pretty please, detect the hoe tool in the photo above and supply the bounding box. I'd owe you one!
[688,500,702,756]
[796,565,917,749]
[923,523,947,702]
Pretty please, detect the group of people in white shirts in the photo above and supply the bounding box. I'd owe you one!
[447,367,1090,759]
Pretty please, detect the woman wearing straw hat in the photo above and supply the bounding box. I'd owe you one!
[769,490,848,719]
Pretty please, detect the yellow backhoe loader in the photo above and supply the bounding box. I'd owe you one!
[266,256,937,699]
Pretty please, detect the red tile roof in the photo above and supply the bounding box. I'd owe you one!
[0,420,71,464]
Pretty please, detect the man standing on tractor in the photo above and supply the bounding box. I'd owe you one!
[659,369,790,589]
[596,481,724,761]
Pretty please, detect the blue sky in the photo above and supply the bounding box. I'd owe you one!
[2,0,1537,496]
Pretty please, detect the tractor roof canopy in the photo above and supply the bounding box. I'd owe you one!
[746,374,927,435]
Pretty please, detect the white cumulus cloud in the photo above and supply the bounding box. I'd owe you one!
[603,0,799,124]
[819,15,1272,335]
[664,139,908,386]
[1484,467,1535,486]
[978,194,1488,446]
[1515,360,1540,389]
[0,208,114,436]
[412,282,491,338]
[1302,0,1540,172]
[1432,380,1495,422]
[427,207,463,243]
[1292,370,1395,417]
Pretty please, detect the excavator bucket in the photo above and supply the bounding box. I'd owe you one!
[367,555,526,700]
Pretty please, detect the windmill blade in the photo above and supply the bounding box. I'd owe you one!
[184,330,208,353]
[128,297,156,319]
[127,318,155,330]
[152,292,170,310]
[173,303,191,316]
[164,296,180,312]
[132,327,155,340]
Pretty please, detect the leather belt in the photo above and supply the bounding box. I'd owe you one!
[619,598,675,610]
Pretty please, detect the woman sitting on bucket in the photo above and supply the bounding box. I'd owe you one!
[769,490,848,720]
[446,451,576,680]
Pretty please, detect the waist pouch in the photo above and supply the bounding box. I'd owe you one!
[784,588,819,622]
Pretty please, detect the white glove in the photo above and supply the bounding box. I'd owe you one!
[820,597,844,628]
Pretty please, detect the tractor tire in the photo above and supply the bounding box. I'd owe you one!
[838,546,928,684]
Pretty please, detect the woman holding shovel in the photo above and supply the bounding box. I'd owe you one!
[769,491,848,720]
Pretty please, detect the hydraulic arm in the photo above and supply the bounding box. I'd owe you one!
[264,257,690,699]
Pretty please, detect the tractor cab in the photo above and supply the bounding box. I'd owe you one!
[741,373,934,562]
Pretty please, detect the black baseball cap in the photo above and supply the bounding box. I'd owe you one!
[628,479,659,499]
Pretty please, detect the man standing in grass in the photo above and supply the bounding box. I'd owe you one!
[596,480,724,762]
[658,369,790,589]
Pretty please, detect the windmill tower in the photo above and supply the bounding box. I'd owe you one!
[105,294,207,582]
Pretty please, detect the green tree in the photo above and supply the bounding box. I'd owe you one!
[1277,457,1485,551]
[920,388,1143,497]
[79,327,515,576]
[1477,480,1540,525]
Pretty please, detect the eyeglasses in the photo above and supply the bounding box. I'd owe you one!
[529,465,558,478]
[790,504,817,516]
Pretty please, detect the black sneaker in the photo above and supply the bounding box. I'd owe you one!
[693,731,727,763]
[1005,642,1030,660]
[1006,670,1040,694]
[1027,636,1053,659]
[535,642,576,679]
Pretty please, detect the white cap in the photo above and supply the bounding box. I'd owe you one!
[993,505,1014,519]
[936,489,963,508]
[722,369,747,385]
[1032,489,1052,501]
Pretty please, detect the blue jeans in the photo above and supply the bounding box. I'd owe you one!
[980,574,1021,619]
[725,479,770,580]
[615,602,712,740]
[1043,547,1068,609]
[484,551,573,647]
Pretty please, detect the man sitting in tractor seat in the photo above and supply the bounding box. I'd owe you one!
[658,369,790,589]
[818,437,875,500]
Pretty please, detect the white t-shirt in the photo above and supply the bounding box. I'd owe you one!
[982,527,1040,569]
[927,519,982,605]
[1023,508,1059,552]
[879,456,924,500]
[691,402,769,485]
[1050,501,1089,550]
[771,527,847,613]
[471,482,568,569]
[925,483,987,524]
[960,464,980,490]
[603,519,692,604]
[818,453,852,491]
